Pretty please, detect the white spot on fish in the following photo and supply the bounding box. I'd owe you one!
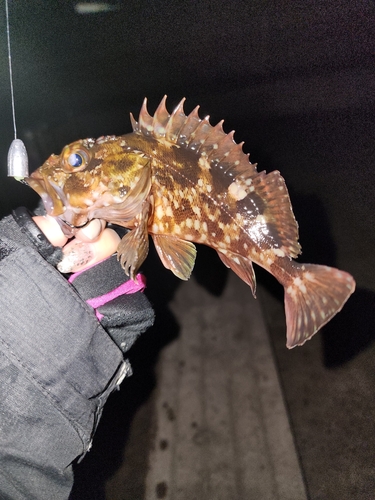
[228,181,247,201]
[304,272,314,281]
[194,220,200,230]
[156,204,166,219]
[273,248,285,257]
[186,218,193,228]
[165,206,173,217]
[293,277,307,294]
[255,214,267,224]
[198,156,211,171]
[218,241,228,249]
[192,206,201,217]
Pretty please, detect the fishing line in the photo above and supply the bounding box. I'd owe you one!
[5,0,29,179]
[5,0,17,139]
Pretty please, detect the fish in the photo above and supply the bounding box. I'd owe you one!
[26,96,356,348]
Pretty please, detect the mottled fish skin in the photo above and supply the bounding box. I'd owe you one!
[26,96,356,348]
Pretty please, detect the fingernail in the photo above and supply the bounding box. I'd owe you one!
[77,219,105,242]
[57,240,94,273]
[57,228,121,273]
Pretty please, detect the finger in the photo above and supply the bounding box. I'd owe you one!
[33,215,68,247]
[57,228,121,273]
[75,219,106,242]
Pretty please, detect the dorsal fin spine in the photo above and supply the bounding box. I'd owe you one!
[153,95,170,136]
[165,98,186,142]
[138,98,153,135]
[133,96,258,178]
[176,105,201,147]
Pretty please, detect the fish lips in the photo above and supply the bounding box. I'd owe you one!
[25,172,91,235]
[25,173,66,217]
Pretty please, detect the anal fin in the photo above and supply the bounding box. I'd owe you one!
[217,250,256,297]
[152,234,197,280]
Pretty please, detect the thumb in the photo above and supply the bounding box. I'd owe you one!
[57,228,121,273]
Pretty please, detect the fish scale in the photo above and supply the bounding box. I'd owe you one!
[26,96,355,348]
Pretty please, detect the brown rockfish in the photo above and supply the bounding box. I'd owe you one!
[26,96,355,348]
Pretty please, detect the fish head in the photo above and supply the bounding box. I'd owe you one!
[26,135,151,233]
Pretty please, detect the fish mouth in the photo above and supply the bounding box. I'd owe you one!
[25,173,66,217]
[25,172,90,232]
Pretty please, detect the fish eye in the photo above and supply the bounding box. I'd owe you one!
[61,144,91,172]
[68,152,84,168]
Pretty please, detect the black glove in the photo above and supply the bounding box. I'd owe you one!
[68,255,154,354]
[11,207,155,354]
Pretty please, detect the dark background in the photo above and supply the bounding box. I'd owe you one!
[0,1,374,498]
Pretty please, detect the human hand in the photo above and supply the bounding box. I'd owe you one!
[32,215,121,273]
[31,213,154,353]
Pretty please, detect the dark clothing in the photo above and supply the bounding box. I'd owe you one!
[0,214,154,499]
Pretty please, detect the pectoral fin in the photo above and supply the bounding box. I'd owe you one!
[152,234,197,280]
[117,201,150,280]
[217,250,256,297]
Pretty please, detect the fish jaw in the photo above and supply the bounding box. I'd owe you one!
[26,172,67,218]
[25,171,93,231]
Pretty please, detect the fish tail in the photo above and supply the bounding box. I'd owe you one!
[284,263,355,348]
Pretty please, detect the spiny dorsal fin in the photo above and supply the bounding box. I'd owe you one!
[130,95,258,178]
[130,96,300,259]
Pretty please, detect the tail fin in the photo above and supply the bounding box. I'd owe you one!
[284,264,355,348]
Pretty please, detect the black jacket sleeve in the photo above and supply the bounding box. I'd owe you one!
[0,213,154,500]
